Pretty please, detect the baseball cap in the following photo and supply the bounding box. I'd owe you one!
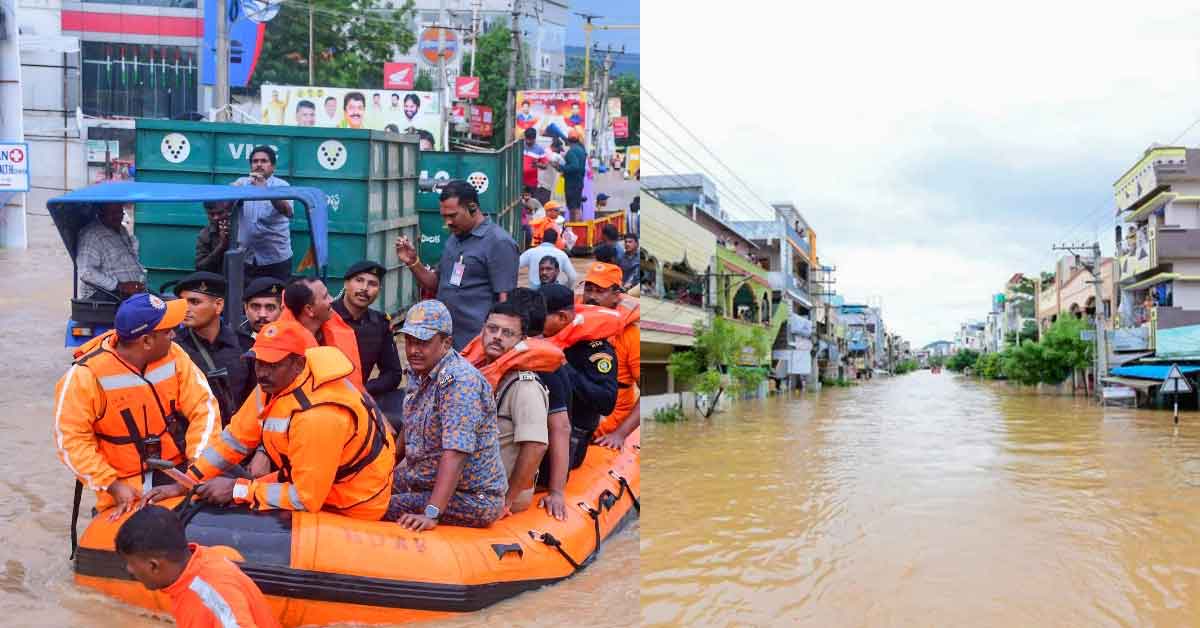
[115,293,187,341]
[597,193,610,201]
[583,262,623,289]
[173,271,226,298]
[244,277,285,302]
[343,260,385,281]
[245,320,317,363]
[544,200,562,212]
[539,283,575,314]
[399,300,453,341]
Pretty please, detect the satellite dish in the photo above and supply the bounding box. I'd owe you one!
[241,0,281,23]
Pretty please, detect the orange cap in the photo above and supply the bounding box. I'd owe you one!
[544,200,562,212]
[247,320,318,363]
[583,262,623,289]
[568,129,582,140]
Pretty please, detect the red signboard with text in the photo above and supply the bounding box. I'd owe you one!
[613,116,629,139]
[383,62,416,89]
[470,105,494,137]
[454,76,480,100]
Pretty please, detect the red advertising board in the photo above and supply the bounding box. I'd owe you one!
[454,76,480,100]
[470,105,494,137]
[612,116,629,139]
[383,62,415,89]
[450,103,466,123]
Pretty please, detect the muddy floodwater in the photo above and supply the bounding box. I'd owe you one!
[642,372,1200,626]
[0,215,636,628]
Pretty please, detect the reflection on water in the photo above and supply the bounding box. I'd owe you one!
[642,372,1200,626]
[0,216,638,628]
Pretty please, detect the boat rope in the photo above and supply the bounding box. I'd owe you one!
[607,470,640,514]
[527,530,583,569]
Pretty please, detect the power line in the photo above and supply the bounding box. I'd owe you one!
[643,86,784,221]
[642,114,774,221]
[639,145,772,222]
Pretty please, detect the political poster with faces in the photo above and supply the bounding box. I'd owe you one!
[259,85,443,150]
[513,89,589,147]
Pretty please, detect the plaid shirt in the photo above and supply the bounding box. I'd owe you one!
[76,220,145,298]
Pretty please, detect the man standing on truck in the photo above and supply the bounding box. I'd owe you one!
[231,146,293,282]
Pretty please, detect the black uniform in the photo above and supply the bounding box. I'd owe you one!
[172,271,253,425]
[176,325,253,425]
[331,297,403,397]
[237,276,285,352]
[235,319,256,352]
[561,338,618,469]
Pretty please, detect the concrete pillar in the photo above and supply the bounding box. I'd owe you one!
[0,0,27,248]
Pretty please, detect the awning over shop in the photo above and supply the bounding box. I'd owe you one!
[642,193,717,269]
[1109,364,1200,380]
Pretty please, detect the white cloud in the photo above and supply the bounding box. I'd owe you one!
[643,0,1200,345]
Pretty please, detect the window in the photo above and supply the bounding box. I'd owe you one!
[81,42,198,118]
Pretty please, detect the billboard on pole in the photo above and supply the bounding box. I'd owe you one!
[513,89,589,145]
[259,85,443,150]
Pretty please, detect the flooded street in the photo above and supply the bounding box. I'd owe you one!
[0,215,637,628]
[642,372,1200,626]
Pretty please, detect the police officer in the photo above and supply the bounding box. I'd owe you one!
[173,272,252,426]
[538,283,618,469]
[237,276,285,352]
[332,260,404,399]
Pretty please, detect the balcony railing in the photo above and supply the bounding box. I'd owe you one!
[786,224,812,259]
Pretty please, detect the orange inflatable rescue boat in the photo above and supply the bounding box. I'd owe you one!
[72,433,640,626]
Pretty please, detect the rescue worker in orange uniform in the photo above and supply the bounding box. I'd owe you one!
[528,201,567,250]
[144,320,395,520]
[54,293,221,522]
[279,276,365,392]
[116,505,281,628]
[582,263,641,449]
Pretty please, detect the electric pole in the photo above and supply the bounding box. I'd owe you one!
[503,0,521,144]
[308,5,315,85]
[576,12,600,88]
[215,0,230,120]
[1053,242,1109,397]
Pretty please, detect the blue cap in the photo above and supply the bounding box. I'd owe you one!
[399,300,452,341]
[115,293,187,341]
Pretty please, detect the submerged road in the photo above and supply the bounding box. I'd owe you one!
[642,371,1200,626]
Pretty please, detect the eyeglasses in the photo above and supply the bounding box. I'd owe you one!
[484,323,521,340]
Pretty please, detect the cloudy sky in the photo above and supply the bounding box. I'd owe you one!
[642,0,1200,346]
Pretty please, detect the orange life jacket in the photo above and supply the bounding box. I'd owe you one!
[279,309,365,392]
[163,544,282,628]
[247,347,394,519]
[547,304,624,349]
[461,336,567,390]
[529,216,566,250]
[68,331,196,479]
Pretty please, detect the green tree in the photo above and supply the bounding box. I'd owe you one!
[976,352,1004,379]
[667,318,770,417]
[468,25,525,148]
[249,0,417,91]
[611,74,639,145]
[946,349,980,372]
[1001,342,1047,386]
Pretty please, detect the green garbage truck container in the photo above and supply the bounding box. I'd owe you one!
[133,119,420,314]
[415,140,523,266]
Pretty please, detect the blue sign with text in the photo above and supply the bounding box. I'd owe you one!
[201,0,266,87]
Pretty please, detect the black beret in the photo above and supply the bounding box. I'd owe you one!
[174,271,226,298]
[244,277,285,301]
[344,260,385,280]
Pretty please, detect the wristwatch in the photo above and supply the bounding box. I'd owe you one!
[424,504,441,520]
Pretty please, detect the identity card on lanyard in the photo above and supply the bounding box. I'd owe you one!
[449,255,466,287]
